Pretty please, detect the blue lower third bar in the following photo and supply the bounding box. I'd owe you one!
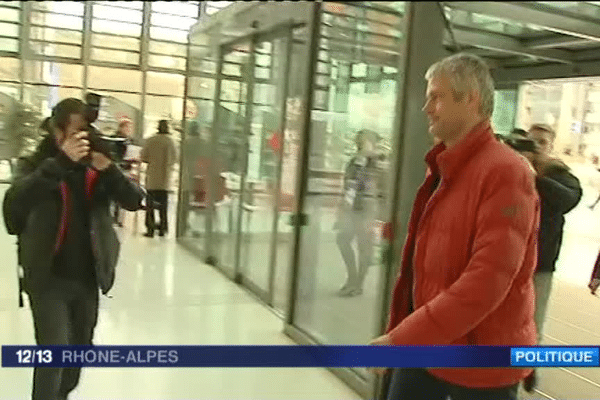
[511,347,599,367]
[3,345,599,368]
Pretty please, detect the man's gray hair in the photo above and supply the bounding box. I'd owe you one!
[425,53,495,118]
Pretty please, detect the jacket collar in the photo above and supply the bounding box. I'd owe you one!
[425,120,494,181]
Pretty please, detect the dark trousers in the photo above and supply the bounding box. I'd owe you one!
[28,282,99,400]
[387,369,519,400]
[592,251,600,281]
[145,190,168,235]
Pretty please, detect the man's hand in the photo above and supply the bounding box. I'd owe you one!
[90,151,112,171]
[368,334,392,375]
[61,131,89,162]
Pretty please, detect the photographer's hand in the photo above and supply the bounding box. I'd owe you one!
[61,131,90,162]
[91,151,112,171]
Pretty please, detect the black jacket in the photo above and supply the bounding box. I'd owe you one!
[2,135,145,295]
[536,161,582,273]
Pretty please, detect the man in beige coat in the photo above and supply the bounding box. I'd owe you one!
[141,120,178,237]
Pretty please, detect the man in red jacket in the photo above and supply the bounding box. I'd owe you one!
[370,53,539,399]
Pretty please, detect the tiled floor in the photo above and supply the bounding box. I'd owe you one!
[1,158,600,399]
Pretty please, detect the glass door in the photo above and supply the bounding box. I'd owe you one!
[211,25,298,310]
[289,0,403,383]
[211,39,254,278]
[237,28,295,309]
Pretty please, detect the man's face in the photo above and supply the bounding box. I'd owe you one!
[528,128,554,156]
[422,73,475,144]
[56,113,86,144]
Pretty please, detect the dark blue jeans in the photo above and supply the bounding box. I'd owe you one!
[387,369,519,400]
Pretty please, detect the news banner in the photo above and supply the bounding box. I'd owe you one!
[1,346,599,368]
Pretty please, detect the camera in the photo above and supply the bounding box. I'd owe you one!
[83,93,127,162]
[502,135,538,153]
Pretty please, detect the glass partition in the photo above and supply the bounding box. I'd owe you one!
[291,1,403,380]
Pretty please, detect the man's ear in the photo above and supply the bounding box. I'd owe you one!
[467,90,480,111]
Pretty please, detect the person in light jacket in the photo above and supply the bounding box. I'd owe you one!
[141,119,178,237]
[369,53,539,400]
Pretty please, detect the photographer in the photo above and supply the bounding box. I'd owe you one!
[504,124,582,390]
[2,98,144,400]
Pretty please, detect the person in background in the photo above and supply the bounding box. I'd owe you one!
[180,121,206,236]
[112,120,132,226]
[141,119,178,238]
[334,129,384,297]
[2,98,144,400]
[526,123,581,338]
[370,53,539,400]
[589,253,600,295]
[505,124,582,391]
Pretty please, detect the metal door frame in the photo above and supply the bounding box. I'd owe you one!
[209,22,297,303]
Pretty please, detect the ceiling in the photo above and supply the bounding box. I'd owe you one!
[442,2,600,84]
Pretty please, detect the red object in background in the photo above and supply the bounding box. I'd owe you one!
[382,222,394,241]
[268,131,282,154]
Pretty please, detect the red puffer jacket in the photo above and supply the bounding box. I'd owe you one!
[385,121,540,388]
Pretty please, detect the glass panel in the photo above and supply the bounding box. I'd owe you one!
[31,1,84,16]
[0,37,18,53]
[0,7,19,22]
[93,4,143,24]
[0,57,19,81]
[151,14,197,30]
[144,95,184,143]
[146,72,185,97]
[0,2,20,9]
[23,85,82,116]
[91,34,140,51]
[91,48,139,65]
[178,98,214,242]
[152,1,199,17]
[149,41,187,57]
[95,1,144,10]
[92,19,141,37]
[148,54,186,71]
[536,1,600,21]
[492,90,518,136]
[23,61,83,87]
[150,26,188,43]
[213,44,252,276]
[0,22,19,37]
[205,1,234,16]
[30,26,82,44]
[30,12,83,30]
[222,63,241,77]
[29,41,81,59]
[292,3,400,379]
[92,91,142,110]
[188,77,215,99]
[88,66,142,92]
[238,34,296,307]
[271,27,310,312]
[91,91,142,145]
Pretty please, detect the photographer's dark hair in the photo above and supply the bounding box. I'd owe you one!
[530,123,556,141]
[51,98,85,132]
[511,128,528,137]
[158,119,169,135]
[40,117,52,135]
